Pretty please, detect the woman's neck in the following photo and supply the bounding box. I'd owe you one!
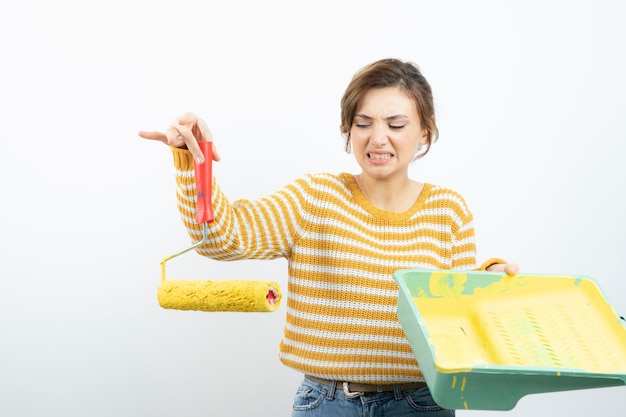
[354,173,423,213]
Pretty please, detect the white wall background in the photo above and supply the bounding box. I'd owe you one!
[1,0,624,416]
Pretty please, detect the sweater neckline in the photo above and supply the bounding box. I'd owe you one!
[341,173,431,221]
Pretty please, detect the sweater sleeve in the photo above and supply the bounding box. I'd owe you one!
[170,146,301,261]
[446,190,478,270]
[475,257,509,271]
[443,188,508,271]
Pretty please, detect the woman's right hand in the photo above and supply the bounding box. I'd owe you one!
[138,112,221,163]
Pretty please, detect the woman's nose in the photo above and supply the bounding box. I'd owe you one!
[370,123,388,146]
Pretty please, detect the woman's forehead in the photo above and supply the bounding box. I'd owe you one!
[356,87,417,116]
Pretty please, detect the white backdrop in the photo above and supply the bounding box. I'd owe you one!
[1,1,624,416]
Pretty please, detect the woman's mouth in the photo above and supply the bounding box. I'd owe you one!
[368,152,393,161]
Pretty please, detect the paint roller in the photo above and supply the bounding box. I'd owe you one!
[157,141,282,312]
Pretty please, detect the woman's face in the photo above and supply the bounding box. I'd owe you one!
[350,87,428,180]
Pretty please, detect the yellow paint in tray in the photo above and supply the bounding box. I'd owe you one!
[413,273,626,374]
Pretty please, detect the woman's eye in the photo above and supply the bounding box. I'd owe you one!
[390,125,405,130]
[355,123,370,129]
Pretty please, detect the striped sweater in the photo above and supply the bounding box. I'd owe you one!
[171,148,484,384]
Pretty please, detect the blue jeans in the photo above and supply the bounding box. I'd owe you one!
[292,377,455,417]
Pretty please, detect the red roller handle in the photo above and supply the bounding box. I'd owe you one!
[193,141,214,224]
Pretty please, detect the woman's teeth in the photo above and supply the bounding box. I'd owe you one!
[368,153,392,160]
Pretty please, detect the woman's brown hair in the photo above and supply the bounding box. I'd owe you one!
[340,58,439,159]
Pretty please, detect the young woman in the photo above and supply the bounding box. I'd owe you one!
[139,58,518,417]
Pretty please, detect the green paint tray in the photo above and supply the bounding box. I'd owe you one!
[394,270,626,410]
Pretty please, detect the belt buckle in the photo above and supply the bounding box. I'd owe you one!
[342,382,364,399]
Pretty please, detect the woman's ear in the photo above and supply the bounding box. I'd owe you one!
[343,131,352,153]
[420,127,429,145]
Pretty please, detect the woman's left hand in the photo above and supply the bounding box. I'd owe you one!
[486,263,519,275]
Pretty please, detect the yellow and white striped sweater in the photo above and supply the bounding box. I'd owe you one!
[171,148,482,384]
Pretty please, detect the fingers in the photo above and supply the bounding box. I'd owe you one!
[486,263,519,276]
[137,127,186,148]
[174,113,220,162]
[177,112,201,129]
[211,142,221,162]
[505,263,520,275]
[195,117,221,161]
[195,117,213,142]
[140,112,220,163]
[138,130,168,143]
[173,122,204,163]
